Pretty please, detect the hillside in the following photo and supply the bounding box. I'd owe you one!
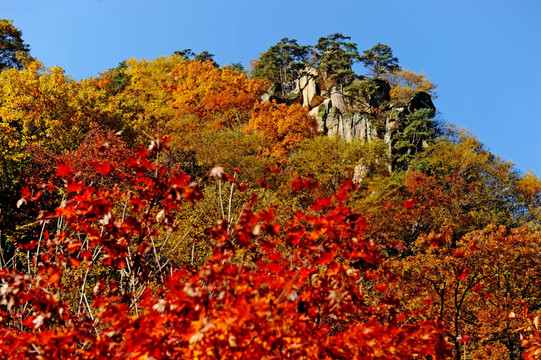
[1,25,541,359]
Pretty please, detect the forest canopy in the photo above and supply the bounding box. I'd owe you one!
[0,21,540,360]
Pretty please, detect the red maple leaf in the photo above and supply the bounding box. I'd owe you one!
[90,161,114,175]
[56,162,74,177]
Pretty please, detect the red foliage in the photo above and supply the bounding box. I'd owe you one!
[291,174,320,192]
[0,142,450,359]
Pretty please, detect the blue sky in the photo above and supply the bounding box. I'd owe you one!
[3,0,540,174]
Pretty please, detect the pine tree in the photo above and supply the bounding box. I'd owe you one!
[314,33,359,91]
[0,19,31,71]
[251,38,311,89]
[360,43,400,77]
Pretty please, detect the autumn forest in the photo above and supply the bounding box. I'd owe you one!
[1,19,541,359]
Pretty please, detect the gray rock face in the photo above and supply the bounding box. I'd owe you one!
[312,98,332,132]
[330,87,346,112]
[384,119,394,154]
[295,67,319,108]
[260,76,436,174]
[316,103,377,143]
[302,78,392,145]
[301,77,317,107]
[260,92,271,104]
[326,106,341,137]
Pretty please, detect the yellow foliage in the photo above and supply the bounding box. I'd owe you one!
[516,170,541,228]
[110,56,266,145]
[0,61,112,157]
[517,170,541,198]
[386,68,437,100]
[116,56,188,143]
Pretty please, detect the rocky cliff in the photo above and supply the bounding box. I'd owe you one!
[261,72,437,171]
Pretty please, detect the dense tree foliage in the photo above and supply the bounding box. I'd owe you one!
[392,108,440,169]
[252,34,361,94]
[359,43,400,77]
[246,101,317,158]
[386,68,438,100]
[314,33,359,90]
[251,38,311,90]
[1,23,540,359]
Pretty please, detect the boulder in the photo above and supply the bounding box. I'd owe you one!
[260,92,270,104]
[384,119,395,153]
[301,76,318,107]
[353,164,369,184]
[356,116,376,142]
[310,94,324,108]
[351,113,364,140]
[408,91,435,114]
[299,75,308,90]
[308,106,319,117]
[298,68,318,107]
[340,113,354,142]
[260,82,281,103]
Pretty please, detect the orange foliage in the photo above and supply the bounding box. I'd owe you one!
[388,224,541,358]
[246,102,317,158]
[167,60,267,127]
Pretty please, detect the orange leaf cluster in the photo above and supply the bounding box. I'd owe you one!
[246,102,317,158]
[167,60,267,127]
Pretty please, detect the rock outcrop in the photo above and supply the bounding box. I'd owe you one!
[408,91,435,113]
[300,70,318,108]
[261,72,437,174]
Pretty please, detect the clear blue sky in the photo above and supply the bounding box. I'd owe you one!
[3,0,540,174]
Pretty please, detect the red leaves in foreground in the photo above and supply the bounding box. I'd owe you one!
[291,174,319,191]
[2,142,450,359]
[55,162,74,177]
